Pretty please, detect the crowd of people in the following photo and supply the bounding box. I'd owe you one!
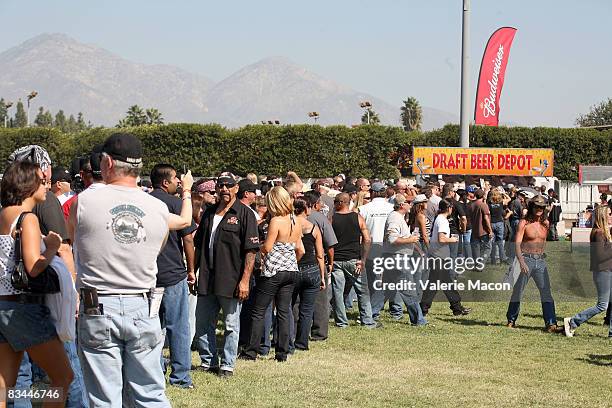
[0,134,610,407]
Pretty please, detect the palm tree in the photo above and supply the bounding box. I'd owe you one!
[145,108,164,125]
[361,108,380,125]
[400,97,422,131]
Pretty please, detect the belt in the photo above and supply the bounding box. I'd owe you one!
[0,294,46,304]
[97,293,149,298]
[522,253,546,260]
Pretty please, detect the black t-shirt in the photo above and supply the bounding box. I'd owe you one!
[194,200,260,298]
[489,203,505,223]
[457,199,472,231]
[548,197,562,223]
[33,191,68,240]
[151,189,197,287]
[448,198,465,234]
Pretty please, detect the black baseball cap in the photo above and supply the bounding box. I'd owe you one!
[102,133,143,167]
[90,144,103,176]
[51,166,72,184]
[238,179,257,194]
[342,183,358,194]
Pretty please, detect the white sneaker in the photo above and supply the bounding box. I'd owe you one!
[563,317,575,337]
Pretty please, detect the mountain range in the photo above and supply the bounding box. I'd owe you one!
[0,33,457,129]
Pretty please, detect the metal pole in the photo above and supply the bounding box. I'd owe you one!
[460,0,470,147]
[367,109,370,125]
[27,100,30,127]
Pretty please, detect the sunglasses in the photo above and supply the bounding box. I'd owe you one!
[217,183,236,189]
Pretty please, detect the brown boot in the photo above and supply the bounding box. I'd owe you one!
[545,324,564,334]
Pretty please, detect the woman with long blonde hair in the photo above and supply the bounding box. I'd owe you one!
[353,191,371,213]
[564,205,612,338]
[241,186,304,362]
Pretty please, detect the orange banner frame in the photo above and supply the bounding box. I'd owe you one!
[412,147,553,177]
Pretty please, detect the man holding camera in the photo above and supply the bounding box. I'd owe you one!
[71,133,194,407]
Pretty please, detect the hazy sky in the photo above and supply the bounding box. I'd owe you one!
[1,0,610,127]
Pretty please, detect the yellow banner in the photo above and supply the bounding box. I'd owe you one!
[412,147,554,176]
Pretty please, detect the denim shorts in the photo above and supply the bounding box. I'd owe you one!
[0,300,57,351]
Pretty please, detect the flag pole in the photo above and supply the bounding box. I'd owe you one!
[460,0,470,147]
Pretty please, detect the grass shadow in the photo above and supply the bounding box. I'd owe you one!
[519,313,605,327]
[438,317,546,332]
[436,317,504,328]
[576,354,612,367]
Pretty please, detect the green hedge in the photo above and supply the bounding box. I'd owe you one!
[0,124,609,180]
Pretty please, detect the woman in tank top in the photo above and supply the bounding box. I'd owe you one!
[0,161,74,398]
[242,186,304,362]
[291,198,326,352]
[408,195,430,252]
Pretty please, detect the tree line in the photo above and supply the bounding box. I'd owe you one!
[0,100,164,131]
[1,94,609,133]
[0,98,91,132]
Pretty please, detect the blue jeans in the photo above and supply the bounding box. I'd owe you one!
[506,257,557,327]
[13,342,88,408]
[331,260,375,327]
[344,287,357,309]
[570,270,612,337]
[490,221,507,263]
[159,279,193,387]
[396,261,427,325]
[368,258,403,320]
[471,234,492,262]
[460,230,472,260]
[290,264,321,350]
[78,296,170,407]
[195,294,242,371]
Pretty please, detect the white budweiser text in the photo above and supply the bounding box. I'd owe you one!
[482,45,504,118]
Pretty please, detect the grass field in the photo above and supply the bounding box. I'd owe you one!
[166,300,611,408]
[167,243,611,407]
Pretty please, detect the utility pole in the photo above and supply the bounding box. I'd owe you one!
[460,0,470,147]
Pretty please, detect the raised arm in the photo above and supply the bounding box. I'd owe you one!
[168,171,194,230]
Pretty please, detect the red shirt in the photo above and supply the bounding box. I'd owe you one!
[62,194,77,221]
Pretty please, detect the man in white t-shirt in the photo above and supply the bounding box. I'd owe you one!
[72,133,194,406]
[383,195,426,325]
[359,181,401,320]
[420,199,471,317]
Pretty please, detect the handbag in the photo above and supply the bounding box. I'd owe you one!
[10,212,61,294]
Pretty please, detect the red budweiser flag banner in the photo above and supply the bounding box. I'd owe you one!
[474,27,517,126]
